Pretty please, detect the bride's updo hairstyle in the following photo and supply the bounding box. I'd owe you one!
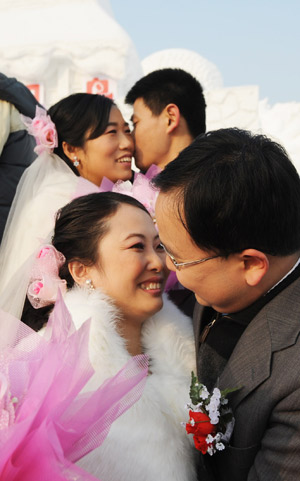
[48,93,115,175]
[53,192,149,288]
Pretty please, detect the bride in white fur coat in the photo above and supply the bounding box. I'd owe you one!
[22,192,198,481]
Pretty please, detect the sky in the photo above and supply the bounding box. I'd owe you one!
[110,0,300,105]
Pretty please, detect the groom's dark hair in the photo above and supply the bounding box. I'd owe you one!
[125,68,206,138]
[153,128,300,257]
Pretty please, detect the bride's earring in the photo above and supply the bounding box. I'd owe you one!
[85,279,95,291]
[73,155,80,167]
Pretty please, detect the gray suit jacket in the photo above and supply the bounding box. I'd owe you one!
[193,275,300,481]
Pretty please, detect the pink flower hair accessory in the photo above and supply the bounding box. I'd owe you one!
[21,106,58,155]
[27,244,67,309]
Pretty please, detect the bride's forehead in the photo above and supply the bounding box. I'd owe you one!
[113,203,151,220]
[106,204,155,235]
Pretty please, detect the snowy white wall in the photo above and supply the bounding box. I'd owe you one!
[258,100,300,171]
[205,86,260,132]
[205,88,300,172]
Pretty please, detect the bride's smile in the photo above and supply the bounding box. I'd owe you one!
[72,203,169,325]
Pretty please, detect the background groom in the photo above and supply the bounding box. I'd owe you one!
[125,67,206,172]
[126,67,206,317]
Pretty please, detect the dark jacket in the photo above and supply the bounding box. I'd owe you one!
[0,73,41,241]
[193,275,300,480]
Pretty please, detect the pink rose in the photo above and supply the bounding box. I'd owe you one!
[32,281,43,295]
[41,123,57,149]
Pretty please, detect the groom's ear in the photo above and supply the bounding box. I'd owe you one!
[68,260,90,286]
[241,249,269,286]
[164,103,180,133]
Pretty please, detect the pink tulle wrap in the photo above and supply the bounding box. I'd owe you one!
[0,291,148,480]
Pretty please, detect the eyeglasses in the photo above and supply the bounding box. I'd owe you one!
[160,244,220,270]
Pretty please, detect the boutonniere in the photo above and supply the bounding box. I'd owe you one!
[184,372,239,456]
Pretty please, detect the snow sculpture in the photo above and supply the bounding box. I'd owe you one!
[0,0,143,107]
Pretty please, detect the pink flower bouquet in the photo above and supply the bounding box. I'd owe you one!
[0,292,148,480]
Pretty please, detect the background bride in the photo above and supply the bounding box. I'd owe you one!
[0,93,134,298]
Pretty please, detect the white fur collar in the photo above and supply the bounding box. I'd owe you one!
[64,287,198,481]
[64,286,196,379]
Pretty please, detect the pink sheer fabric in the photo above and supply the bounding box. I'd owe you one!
[73,164,160,220]
[0,291,148,480]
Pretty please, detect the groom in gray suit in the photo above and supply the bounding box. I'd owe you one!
[154,128,300,481]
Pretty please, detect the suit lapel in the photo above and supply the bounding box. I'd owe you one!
[220,278,300,409]
[192,301,205,370]
[219,309,272,409]
[193,277,300,409]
